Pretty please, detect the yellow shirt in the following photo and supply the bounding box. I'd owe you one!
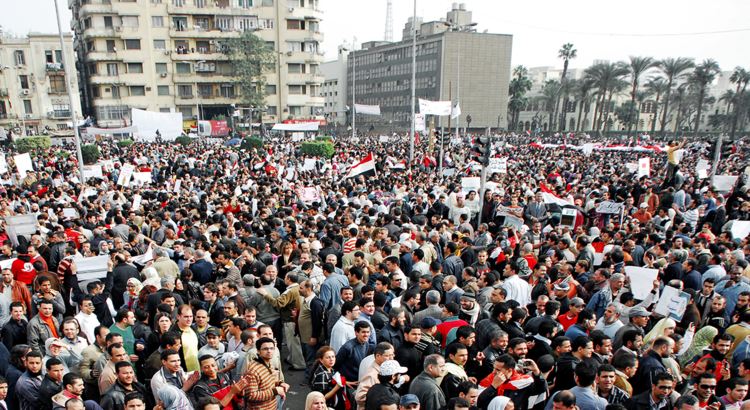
[177,325,200,372]
[667,146,680,165]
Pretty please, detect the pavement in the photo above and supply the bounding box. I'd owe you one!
[278,344,312,410]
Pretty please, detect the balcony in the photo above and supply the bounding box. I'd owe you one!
[286,6,323,21]
[49,110,72,119]
[85,51,123,62]
[78,1,113,16]
[46,62,64,71]
[169,27,239,39]
[0,114,7,120]
[48,87,68,95]
[0,89,7,97]
[179,94,195,100]
[167,2,254,16]
[81,27,118,39]
[171,50,227,61]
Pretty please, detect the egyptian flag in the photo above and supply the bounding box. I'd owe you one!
[592,241,606,266]
[345,153,376,179]
[391,160,406,170]
[253,153,271,170]
[479,369,534,397]
[331,373,351,410]
[540,183,570,207]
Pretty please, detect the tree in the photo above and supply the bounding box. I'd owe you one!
[626,56,655,137]
[584,62,629,134]
[615,101,639,130]
[730,67,750,138]
[656,57,695,136]
[222,32,277,109]
[708,114,726,130]
[689,59,721,136]
[538,80,563,133]
[644,77,669,135]
[634,89,654,132]
[719,89,735,132]
[508,66,532,131]
[669,84,690,133]
[558,78,576,132]
[574,77,596,131]
[554,44,577,131]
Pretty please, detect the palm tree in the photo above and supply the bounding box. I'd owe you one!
[634,89,654,132]
[656,57,695,136]
[585,62,629,133]
[558,78,576,132]
[538,80,563,133]
[604,79,629,131]
[670,84,690,133]
[719,89,735,132]
[575,77,596,132]
[645,77,669,134]
[689,59,721,136]
[730,67,750,138]
[626,56,655,137]
[508,65,533,130]
[554,43,577,131]
[513,65,529,80]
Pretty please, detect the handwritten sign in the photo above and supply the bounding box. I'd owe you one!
[300,187,321,203]
[461,177,480,193]
[495,205,523,218]
[624,266,658,300]
[653,286,690,321]
[82,165,103,179]
[595,200,624,214]
[379,135,389,143]
[638,158,650,178]
[118,164,135,186]
[489,158,507,174]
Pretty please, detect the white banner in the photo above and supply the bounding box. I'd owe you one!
[595,200,625,214]
[713,175,739,191]
[131,108,183,141]
[451,103,462,119]
[82,165,103,179]
[132,194,142,210]
[418,99,452,116]
[583,143,595,156]
[354,104,381,116]
[118,164,135,186]
[63,208,77,218]
[731,221,750,240]
[625,163,638,173]
[379,135,389,143]
[414,114,425,132]
[13,153,33,178]
[489,158,507,174]
[0,155,8,174]
[5,214,37,236]
[74,256,110,281]
[624,266,659,300]
[132,172,152,184]
[303,158,317,172]
[638,158,650,178]
[461,177,481,193]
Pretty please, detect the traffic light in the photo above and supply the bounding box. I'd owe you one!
[472,137,492,165]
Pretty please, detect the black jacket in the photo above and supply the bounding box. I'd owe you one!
[111,263,141,308]
[100,380,153,410]
[394,341,422,391]
[71,270,115,327]
[1,318,27,351]
[553,352,582,393]
[38,375,61,410]
[146,289,185,327]
[477,371,548,410]
[623,390,681,410]
[365,383,401,410]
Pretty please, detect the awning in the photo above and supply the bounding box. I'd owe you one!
[84,126,139,135]
[272,123,318,131]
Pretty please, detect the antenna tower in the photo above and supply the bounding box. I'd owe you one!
[384,0,393,42]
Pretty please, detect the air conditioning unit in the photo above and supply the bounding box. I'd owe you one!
[161,73,168,77]
[47,112,55,119]
[288,8,294,11]
[115,27,122,32]
[25,114,33,119]
[209,40,215,44]
[164,50,170,55]
[287,51,293,56]
[22,90,30,95]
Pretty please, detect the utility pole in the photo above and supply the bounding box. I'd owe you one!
[409,0,417,163]
[351,49,356,139]
[53,0,85,184]
[710,133,724,184]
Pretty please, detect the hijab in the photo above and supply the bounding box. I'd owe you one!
[157,385,192,410]
[488,396,512,410]
[644,318,676,345]
[678,326,718,368]
[127,278,143,298]
[305,392,326,410]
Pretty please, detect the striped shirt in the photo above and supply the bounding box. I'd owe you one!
[244,359,280,410]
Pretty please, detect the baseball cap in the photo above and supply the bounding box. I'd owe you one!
[379,360,409,376]
[570,297,585,307]
[420,317,441,329]
[400,395,420,407]
[639,203,648,208]
[206,327,221,337]
[553,283,570,291]
[629,307,652,318]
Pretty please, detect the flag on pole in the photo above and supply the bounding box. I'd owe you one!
[451,103,462,119]
[345,153,377,179]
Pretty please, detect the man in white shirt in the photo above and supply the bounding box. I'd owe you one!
[501,260,531,307]
[595,302,625,339]
[329,300,360,352]
[75,295,101,344]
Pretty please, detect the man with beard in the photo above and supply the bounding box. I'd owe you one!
[594,303,624,339]
[192,355,248,407]
[632,337,673,395]
[694,334,734,381]
[100,362,153,410]
[377,307,406,350]
[477,330,508,383]
[701,295,731,332]
[17,351,43,410]
[623,372,678,410]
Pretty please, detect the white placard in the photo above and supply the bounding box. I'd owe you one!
[101,160,115,172]
[489,158,507,174]
[731,221,750,240]
[583,144,595,156]
[461,177,481,193]
[696,159,710,171]
[303,159,317,172]
[63,208,77,218]
[653,285,690,321]
[379,135,389,143]
[82,165,103,179]
[442,169,455,176]
[418,99,452,116]
[131,246,153,265]
[74,256,110,281]
[626,163,638,173]
[624,266,659,300]
[173,179,182,193]
[354,104,381,116]
[285,167,295,181]
[5,214,37,236]
[132,172,152,184]
[0,258,16,270]
[698,169,708,179]
[79,188,97,204]
[638,158,650,178]
[713,175,739,191]
[118,164,135,186]
[13,153,33,178]
[0,156,8,174]
[300,187,321,203]
[595,201,624,214]
[132,194,142,210]
[414,114,425,132]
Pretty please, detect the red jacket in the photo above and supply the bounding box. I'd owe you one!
[11,255,36,285]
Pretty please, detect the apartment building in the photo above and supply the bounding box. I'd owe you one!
[0,31,81,136]
[69,0,325,128]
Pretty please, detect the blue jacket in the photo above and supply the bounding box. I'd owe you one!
[632,349,667,395]
[586,285,613,319]
[319,273,350,311]
[333,337,369,382]
[191,259,213,285]
[564,324,589,341]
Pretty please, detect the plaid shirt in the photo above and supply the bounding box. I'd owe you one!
[600,385,630,405]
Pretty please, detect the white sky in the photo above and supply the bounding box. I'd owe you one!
[4,0,750,73]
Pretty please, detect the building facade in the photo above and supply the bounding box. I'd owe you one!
[320,39,358,132]
[341,5,512,134]
[69,0,325,128]
[0,31,81,136]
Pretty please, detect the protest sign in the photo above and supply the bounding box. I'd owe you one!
[495,205,524,218]
[625,163,638,173]
[489,158,507,174]
[731,221,750,241]
[638,158,650,178]
[13,153,33,178]
[418,99,452,116]
[696,159,710,171]
[595,201,624,214]
[654,286,691,321]
[379,135,389,143]
[5,214,37,236]
[74,256,110,281]
[173,179,182,192]
[624,266,658,300]
[442,169,455,176]
[118,164,135,186]
[63,208,77,218]
[82,165,103,179]
[414,114,425,132]
[132,172,152,184]
[131,246,153,265]
[713,175,739,191]
[461,177,480,193]
[503,216,524,230]
[0,155,8,174]
[300,187,321,203]
[303,159,317,172]
[132,194,142,210]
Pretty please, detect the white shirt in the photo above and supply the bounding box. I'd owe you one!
[501,275,531,307]
[75,311,101,344]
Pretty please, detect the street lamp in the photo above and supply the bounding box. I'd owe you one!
[194,60,205,124]
[444,20,477,141]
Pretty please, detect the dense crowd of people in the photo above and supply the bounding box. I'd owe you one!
[0,131,746,410]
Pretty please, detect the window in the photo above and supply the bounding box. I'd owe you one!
[287,0,299,7]
[287,42,302,53]
[97,106,128,121]
[289,106,302,116]
[178,107,193,119]
[19,75,29,89]
[88,63,98,75]
[220,84,234,98]
[173,0,186,6]
[155,63,167,74]
[55,50,62,63]
[262,0,273,6]
[173,17,188,31]
[288,63,304,73]
[122,17,139,27]
[239,17,257,31]
[195,0,208,7]
[104,16,113,28]
[105,63,117,76]
[178,85,193,98]
[124,39,141,50]
[23,100,33,114]
[238,0,252,8]
[266,84,276,94]
[107,40,116,52]
[176,63,191,74]
[15,51,25,66]
[157,86,170,95]
[265,41,275,50]
[260,19,274,29]
[111,86,120,99]
[49,75,66,93]
[289,85,306,94]
[152,16,164,27]
[287,20,301,30]
[195,18,210,30]
[216,17,232,30]
[196,41,210,54]
[52,103,70,118]
[45,50,54,63]
[83,18,92,29]
[199,85,213,98]
[266,106,277,116]
[153,40,166,50]
[129,86,145,96]
[159,108,171,113]
[91,86,100,99]
[127,63,143,73]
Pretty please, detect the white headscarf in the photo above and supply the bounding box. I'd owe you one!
[488,396,512,410]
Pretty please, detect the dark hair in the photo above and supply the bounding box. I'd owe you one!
[124,392,145,405]
[726,377,749,392]
[45,357,63,370]
[354,321,371,332]
[674,395,699,410]
[446,398,470,410]
[572,336,593,352]
[695,372,717,385]
[551,336,570,350]
[446,342,468,358]
[115,361,132,373]
[160,349,179,361]
[622,329,642,346]
[255,337,275,350]
[341,300,358,317]
[196,397,222,410]
[553,391,576,407]
[652,372,675,385]
[495,354,516,370]
[160,332,180,350]
[574,361,598,387]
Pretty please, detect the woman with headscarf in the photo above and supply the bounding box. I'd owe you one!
[122,277,143,309]
[488,396,515,410]
[678,326,718,368]
[142,266,160,288]
[156,385,193,410]
[644,318,677,345]
[306,391,330,410]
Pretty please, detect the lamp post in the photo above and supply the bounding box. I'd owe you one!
[444,20,477,142]
[409,0,416,163]
[194,60,205,125]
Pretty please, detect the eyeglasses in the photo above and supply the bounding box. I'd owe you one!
[260,347,275,351]
[655,385,673,390]
[699,385,716,390]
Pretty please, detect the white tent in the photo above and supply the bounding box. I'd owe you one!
[272,123,319,132]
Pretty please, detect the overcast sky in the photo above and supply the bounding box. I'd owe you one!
[5,0,750,74]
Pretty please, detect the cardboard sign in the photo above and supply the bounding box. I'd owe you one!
[74,256,110,281]
[13,153,33,178]
[713,175,739,191]
[653,285,691,321]
[63,208,77,218]
[495,206,524,218]
[132,172,153,184]
[118,164,135,186]
[83,165,103,179]
[300,187,321,203]
[595,201,624,214]
[379,135,389,143]
[461,177,481,193]
[624,266,658,300]
[414,114,425,132]
[303,159,317,172]
[489,158,507,174]
[132,194,142,210]
[4,214,37,236]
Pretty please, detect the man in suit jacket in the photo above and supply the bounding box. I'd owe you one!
[413,290,443,325]
[257,271,305,370]
[524,193,550,226]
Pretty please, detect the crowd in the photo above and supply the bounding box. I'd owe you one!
[0,130,746,410]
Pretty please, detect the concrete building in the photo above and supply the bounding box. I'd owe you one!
[515,64,736,136]
[320,38,358,132]
[340,4,512,134]
[0,30,81,136]
[69,0,325,128]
